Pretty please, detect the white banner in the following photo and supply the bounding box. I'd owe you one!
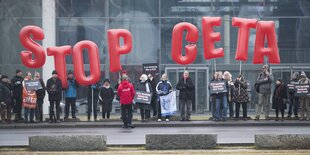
[160,91,177,116]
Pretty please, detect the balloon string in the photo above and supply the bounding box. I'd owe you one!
[214,59,217,72]
[239,61,242,75]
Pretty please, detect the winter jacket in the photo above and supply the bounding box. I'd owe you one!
[176,77,194,100]
[298,77,310,99]
[226,80,235,102]
[156,80,173,96]
[88,83,101,99]
[272,84,288,110]
[65,78,79,98]
[11,75,23,98]
[0,82,12,104]
[117,80,135,105]
[255,72,273,94]
[35,78,46,100]
[99,86,114,112]
[46,77,63,101]
[233,80,249,103]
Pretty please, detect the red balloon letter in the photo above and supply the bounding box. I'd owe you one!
[20,25,46,68]
[232,17,257,61]
[202,17,224,60]
[253,21,280,64]
[171,22,198,65]
[107,29,132,72]
[72,41,101,86]
[47,46,71,88]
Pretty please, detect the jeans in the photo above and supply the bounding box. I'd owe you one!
[24,108,35,122]
[235,102,247,118]
[49,100,60,120]
[65,97,76,118]
[256,93,271,118]
[179,99,192,120]
[121,104,133,127]
[35,98,44,122]
[215,95,228,120]
[288,94,299,117]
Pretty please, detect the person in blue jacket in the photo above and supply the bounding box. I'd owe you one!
[64,70,79,119]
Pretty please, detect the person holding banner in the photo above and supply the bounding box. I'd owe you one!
[287,72,300,118]
[0,75,12,123]
[64,71,79,120]
[34,72,45,122]
[233,74,249,121]
[99,79,114,119]
[156,74,174,122]
[22,72,37,123]
[136,74,152,121]
[176,71,194,121]
[298,71,310,121]
[46,70,62,123]
[254,65,273,121]
[272,79,288,121]
[223,71,235,118]
[87,82,100,122]
[117,75,135,128]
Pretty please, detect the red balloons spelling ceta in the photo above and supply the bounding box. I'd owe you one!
[253,21,280,64]
[171,22,198,65]
[72,40,101,86]
[108,29,132,72]
[232,17,257,61]
[202,17,224,60]
[20,25,46,68]
[47,46,71,88]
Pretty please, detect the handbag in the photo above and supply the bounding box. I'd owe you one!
[254,83,260,93]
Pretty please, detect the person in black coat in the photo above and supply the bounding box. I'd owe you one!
[11,69,23,121]
[176,71,194,121]
[136,74,153,121]
[34,72,45,122]
[287,72,300,118]
[272,79,288,121]
[99,79,114,119]
[0,75,12,123]
[147,74,157,116]
[87,82,100,121]
[46,70,62,123]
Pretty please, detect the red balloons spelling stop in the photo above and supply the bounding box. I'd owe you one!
[171,22,198,65]
[19,25,46,68]
[108,29,132,72]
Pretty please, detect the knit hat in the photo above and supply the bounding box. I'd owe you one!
[52,70,58,75]
[301,71,306,77]
[0,75,8,80]
[67,70,73,75]
[121,70,128,75]
[16,69,22,74]
[103,79,110,84]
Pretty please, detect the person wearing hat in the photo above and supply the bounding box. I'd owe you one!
[287,72,300,118]
[99,79,114,119]
[254,65,273,120]
[11,69,24,122]
[272,79,288,121]
[0,75,12,123]
[64,70,79,120]
[46,70,62,123]
[87,81,101,122]
[298,71,310,121]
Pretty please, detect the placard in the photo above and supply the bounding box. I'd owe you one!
[294,84,310,96]
[209,81,227,95]
[287,81,299,91]
[143,63,159,75]
[24,79,42,91]
[134,91,152,104]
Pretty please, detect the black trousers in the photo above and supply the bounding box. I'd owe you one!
[228,101,234,117]
[35,98,44,122]
[65,97,76,118]
[121,104,133,127]
[102,111,110,119]
[235,102,247,118]
[88,97,98,120]
[14,97,23,120]
[49,100,60,120]
[151,96,157,116]
[276,109,285,118]
[288,95,299,117]
[140,108,150,120]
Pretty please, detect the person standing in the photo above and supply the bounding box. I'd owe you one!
[147,74,157,116]
[64,71,79,119]
[117,75,135,128]
[22,72,37,123]
[254,65,273,120]
[233,74,249,121]
[0,75,12,123]
[136,74,152,121]
[46,70,62,123]
[99,79,114,119]
[156,74,173,122]
[209,72,217,120]
[11,69,23,122]
[176,71,194,121]
[223,71,235,118]
[272,79,288,121]
[87,82,100,121]
[213,71,229,121]
[34,72,45,122]
[298,71,310,121]
[287,72,300,118]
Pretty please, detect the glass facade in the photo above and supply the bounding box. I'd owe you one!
[1,0,310,112]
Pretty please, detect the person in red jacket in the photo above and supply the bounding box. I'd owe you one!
[117,75,135,128]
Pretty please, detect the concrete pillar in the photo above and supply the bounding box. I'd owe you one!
[224,15,230,64]
[42,0,56,114]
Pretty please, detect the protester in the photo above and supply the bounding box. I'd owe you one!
[176,71,194,121]
[34,72,45,122]
[223,71,235,118]
[287,72,300,118]
[117,74,135,128]
[87,82,100,121]
[298,71,310,121]
[136,74,152,121]
[213,71,229,121]
[22,72,37,123]
[64,70,79,119]
[46,70,62,123]
[233,74,249,121]
[209,72,217,120]
[254,65,273,120]
[0,75,12,123]
[272,79,288,121]
[156,74,173,122]
[99,79,114,119]
[11,69,23,122]
[147,74,157,116]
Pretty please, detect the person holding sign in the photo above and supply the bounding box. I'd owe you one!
[34,72,45,122]
[298,71,310,121]
[22,72,37,123]
[272,79,288,121]
[287,72,300,118]
[233,74,249,121]
[176,71,194,121]
[212,72,229,121]
[254,65,273,121]
[46,70,62,123]
[156,74,173,122]
[87,82,100,122]
[99,79,114,119]
[136,74,152,122]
